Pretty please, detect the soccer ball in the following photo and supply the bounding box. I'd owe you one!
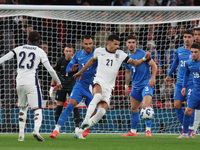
[140,107,154,120]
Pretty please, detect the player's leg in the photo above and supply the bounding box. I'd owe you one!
[143,95,153,137]
[27,85,44,141]
[87,86,111,128]
[50,85,82,138]
[75,101,108,140]
[178,90,198,138]
[82,83,102,124]
[178,107,195,138]
[122,88,142,137]
[194,109,200,134]
[88,101,108,127]
[54,89,66,123]
[142,85,153,137]
[186,86,195,137]
[174,83,185,128]
[17,85,28,141]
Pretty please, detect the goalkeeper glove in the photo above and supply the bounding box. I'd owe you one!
[49,84,54,99]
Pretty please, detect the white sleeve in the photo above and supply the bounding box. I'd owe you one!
[0,51,15,64]
[43,61,61,85]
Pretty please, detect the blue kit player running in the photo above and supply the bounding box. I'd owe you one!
[165,30,195,136]
[49,35,97,138]
[121,35,157,137]
[178,43,200,138]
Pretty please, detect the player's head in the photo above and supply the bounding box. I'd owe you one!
[63,44,74,61]
[194,26,200,44]
[28,31,41,45]
[82,35,93,54]
[126,35,137,52]
[183,30,194,47]
[191,42,200,62]
[107,34,120,53]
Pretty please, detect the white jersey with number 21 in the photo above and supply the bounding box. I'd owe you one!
[93,47,128,90]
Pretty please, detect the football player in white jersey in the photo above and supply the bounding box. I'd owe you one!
[0,31,62,142]
[73,34,151,139]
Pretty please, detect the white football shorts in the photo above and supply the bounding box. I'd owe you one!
[93,77,112,106]
[17,85,42,109]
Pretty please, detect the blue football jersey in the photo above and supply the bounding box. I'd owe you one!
[69,49,97,88]
[168,46,193,85]
[184,58,200,89]
[124,48,151,88]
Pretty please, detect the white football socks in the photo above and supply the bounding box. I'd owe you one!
[194,110,200,133]
[89,107,106,127]
[19,107,28,138]
[85,93,102,121]
[34,109,42,133]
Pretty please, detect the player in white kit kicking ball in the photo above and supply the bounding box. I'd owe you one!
[0,31,62,141]
[73,34,151,139]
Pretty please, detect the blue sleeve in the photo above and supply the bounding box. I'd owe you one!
[167,52,179,76]
[66,53,77,73]
[182,63,190,88]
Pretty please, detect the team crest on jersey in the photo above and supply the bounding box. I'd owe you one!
[189,54,192,58]
[115,54,119,60]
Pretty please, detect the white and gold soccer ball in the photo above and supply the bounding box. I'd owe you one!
[140,107,154,120]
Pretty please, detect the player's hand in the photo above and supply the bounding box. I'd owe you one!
[73,72,83,81]
[70,64,80,72]
[49,86,54,99]
[165,76,171,85]
[148,77,155,87]
[125,88,129,97]
[144,51,151,59]
[181,88,186,96]
[56,84,62,90]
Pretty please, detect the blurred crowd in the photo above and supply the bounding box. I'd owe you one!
[0,0,200,6]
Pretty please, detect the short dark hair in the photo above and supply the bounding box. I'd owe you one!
[126,35,137,41]
[108,34,120,42]
[184,30,194,36]
[65,43,73,48]
[28,31,41,43]
[83,35,92,40]
[191,42,200,50]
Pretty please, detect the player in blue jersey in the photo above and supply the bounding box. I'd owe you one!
[165,30,195,135]
[178,43,200,138]
[49,35,97,138]
[121,35,157,137]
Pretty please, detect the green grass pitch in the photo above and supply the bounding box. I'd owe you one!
[0,134,199,150]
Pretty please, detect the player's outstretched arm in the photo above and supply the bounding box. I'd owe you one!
[73,57,97,81]
[0,51,15,64]
[148,59,157,87]
[43,61,62,87]
[127,51,151,67]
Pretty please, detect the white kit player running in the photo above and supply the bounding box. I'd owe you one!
[73,34,151,139]
[0,31,62,142]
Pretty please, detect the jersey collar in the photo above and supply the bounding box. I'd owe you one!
[28,43,38,46]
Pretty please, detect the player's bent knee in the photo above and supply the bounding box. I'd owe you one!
[185,109,193,116]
